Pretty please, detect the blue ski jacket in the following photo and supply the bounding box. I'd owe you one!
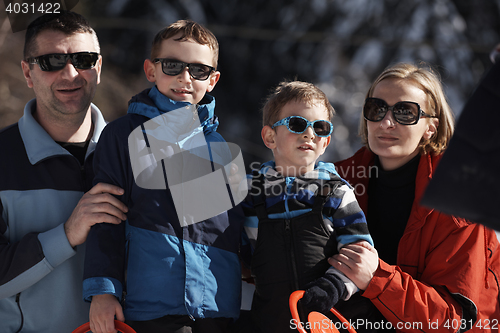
[83,87,242,321]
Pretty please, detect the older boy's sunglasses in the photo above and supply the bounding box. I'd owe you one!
[154,58,215,81]
[272,116,333,137]
[27,52,99,71]
[363,97,437,125]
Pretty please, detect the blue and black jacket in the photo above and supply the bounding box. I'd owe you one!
[83,87,242,321]
[241,162,373,332]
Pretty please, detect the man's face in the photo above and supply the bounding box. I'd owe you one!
[21,30,102,121]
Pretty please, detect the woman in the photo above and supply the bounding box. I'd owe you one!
[330,63,500,332]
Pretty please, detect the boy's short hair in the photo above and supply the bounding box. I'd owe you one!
[151,20,219,68]
[360,62,454,155]
[24,10,99,60]
[262,80,335,128]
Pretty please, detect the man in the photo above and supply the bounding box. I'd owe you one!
[0,11,128,333]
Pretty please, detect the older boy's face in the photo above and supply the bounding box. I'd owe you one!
[145,34,219,105]
[262,100,331,177]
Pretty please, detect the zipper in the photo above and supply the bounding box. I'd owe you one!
[179,226,195,321]
[188,104,199,129]
[284,178,300,289]
[122,234,131,308]
[285,219,300,290]
[14,293,24,333]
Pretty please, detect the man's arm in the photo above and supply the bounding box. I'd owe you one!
[0,184,127,299]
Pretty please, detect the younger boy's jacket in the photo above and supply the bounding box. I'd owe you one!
[0,100,106,333]
[336,147,500,332]
[242,161,373,332]
[83,87,242,321]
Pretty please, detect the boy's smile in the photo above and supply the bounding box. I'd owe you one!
[262,100,331,177]
[144,33,220,105]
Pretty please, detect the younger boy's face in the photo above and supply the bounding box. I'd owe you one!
[144,34,220,105]
[261,100,331,177]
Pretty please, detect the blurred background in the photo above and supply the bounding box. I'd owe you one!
[1,0,499,170]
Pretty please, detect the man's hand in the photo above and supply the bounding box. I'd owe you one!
[64,183,128,247]
[328,241,379,290]
[90,294,125,333]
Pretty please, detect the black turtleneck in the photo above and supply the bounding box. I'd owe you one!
[367,154,420,265]
[57,140,90,166]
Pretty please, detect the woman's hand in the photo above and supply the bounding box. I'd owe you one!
[328,241,379,291]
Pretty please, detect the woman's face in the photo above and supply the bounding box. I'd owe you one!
[367,78,437,171]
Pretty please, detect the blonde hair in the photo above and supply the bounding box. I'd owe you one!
[151,20,219,67]
[262,80,335,128]
[360,62,454,155]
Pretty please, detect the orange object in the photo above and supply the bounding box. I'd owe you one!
[289,290,357,333]
[72,320,136,333]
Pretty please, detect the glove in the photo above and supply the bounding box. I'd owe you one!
[301,273,347,313]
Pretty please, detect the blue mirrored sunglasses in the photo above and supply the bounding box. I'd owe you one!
[271,116,333,137]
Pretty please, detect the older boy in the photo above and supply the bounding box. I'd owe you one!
[83,20,241,333]
[242,81,374,332]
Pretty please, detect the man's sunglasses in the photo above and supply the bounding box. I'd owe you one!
[363,97,438,125]
[271,116,333,137]
[27,52,100,71]
[154,58,215,81]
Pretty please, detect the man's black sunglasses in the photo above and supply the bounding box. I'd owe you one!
[27,52,100,72]
[153,59,215,81]
[363,97,438,125]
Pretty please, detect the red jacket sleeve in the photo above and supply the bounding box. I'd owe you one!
[363,214,495,332]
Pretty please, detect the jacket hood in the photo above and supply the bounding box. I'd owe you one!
[127,86,219,135]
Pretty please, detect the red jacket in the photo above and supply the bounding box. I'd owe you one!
[336,147,500,332]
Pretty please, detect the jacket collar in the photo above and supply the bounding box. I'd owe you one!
[259,160,345,182]
[19,99,107,165]
[127,86,217,129]
[348,147,439,231]
[407,151,442,232]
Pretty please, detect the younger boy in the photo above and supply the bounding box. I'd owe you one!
[241,81,374,332]
[83,20,241,333]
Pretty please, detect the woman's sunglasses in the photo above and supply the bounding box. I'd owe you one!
[271,116,333,137]
[154,58,215,81]
[363,97,437,125]
[27,52,100,71]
